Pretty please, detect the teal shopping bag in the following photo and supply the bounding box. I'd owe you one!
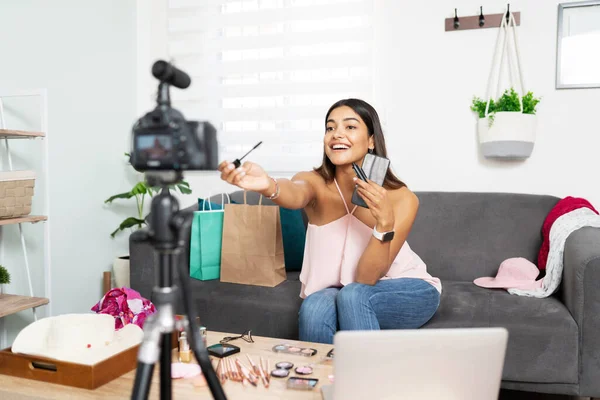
[189,194,230,281]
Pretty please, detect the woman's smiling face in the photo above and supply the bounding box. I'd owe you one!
[324,105,374,166]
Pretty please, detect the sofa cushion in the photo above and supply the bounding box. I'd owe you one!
[188,272,303,340]
[423,281,578,384]
[407,192,560,282]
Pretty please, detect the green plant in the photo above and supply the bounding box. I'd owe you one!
[104,153,192,238]
[471,88,541,126]
[0,265,10,285]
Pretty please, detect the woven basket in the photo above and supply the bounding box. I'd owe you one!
[0,170,36,218]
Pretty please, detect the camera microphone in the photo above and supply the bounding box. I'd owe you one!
[152,60,191,89]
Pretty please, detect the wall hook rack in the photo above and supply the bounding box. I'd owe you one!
[445,6,520,32]
[479,6,485,27]
[454,8,460,29]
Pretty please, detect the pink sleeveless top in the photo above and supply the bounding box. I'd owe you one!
[299,179,442,299]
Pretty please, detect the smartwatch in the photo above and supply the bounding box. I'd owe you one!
[373,226,395,242]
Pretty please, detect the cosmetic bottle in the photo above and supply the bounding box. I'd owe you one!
[179,331,192,363]
[199,326,208,348]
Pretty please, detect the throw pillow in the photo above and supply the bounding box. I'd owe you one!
[279,207,306,272]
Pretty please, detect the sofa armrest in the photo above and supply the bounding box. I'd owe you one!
[130,201,198,296]
[128,237,156,300]
[563,226,600,396]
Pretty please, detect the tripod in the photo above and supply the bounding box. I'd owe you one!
[130,171,227,400]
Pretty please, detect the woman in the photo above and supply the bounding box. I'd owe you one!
[218,98,441,344]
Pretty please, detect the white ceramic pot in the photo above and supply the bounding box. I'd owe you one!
[478,112,537,159]
[113,255,130,288]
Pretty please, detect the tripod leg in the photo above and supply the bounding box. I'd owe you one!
[132,316,162,400]
[175,248,227,400]
[160,333,172,400]
[132,362,155,400]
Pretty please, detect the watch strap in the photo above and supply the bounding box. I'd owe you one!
[373,225,394,242]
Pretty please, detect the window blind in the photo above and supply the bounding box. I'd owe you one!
[166,0,375,172]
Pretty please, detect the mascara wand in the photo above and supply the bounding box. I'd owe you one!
[233,141,263,168]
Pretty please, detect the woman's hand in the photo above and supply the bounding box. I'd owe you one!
[218,160,272,193]
[354,177,395,231]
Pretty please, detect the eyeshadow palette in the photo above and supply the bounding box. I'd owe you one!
[275,361,294,370]
[270,368,290,378]
[272,344,317,357]
[287,377,319,390]
[295,365,313,375]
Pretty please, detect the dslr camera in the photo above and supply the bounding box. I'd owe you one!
[129,60,218,173]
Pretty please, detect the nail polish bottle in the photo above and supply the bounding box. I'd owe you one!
[179,331,191,363]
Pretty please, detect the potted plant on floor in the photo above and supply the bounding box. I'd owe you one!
[104,153,192,288]
[0,265,10,294]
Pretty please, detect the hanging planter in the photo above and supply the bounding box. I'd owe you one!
[471,10,541,159]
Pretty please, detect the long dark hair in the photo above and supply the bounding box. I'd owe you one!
[314,98,406,190]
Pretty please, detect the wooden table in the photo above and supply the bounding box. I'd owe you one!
[0,331,334,399]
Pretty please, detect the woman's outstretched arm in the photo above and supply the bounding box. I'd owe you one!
[218,160,317,210]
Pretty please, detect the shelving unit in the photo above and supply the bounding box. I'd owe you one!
[0,216,47,226]
[0,294,49,318]
[0,129,45,139]
[0,89,50,347]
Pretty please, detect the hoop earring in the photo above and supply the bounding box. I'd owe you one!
[368,147,374,154]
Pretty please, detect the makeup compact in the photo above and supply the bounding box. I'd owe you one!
[272,344,317,357]
[287,377,319,390]
[271,368,290,378]
[294,365,313,375]
[275,361,294,370]
[207,343,240,358]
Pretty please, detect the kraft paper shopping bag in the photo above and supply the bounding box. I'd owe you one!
[220,191,286,287]
[189,194,230,281]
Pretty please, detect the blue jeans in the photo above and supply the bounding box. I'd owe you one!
[298,278,441,344]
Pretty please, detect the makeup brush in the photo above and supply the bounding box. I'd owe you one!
[216,359,226,384]
[248,354,268,388]
[225,360,237,382]
[228,358,238,381]
[233,141,263,168]
[234,360,248,386]
[236,358,258,387]
[261,356,270,384]
[230,358,241,382]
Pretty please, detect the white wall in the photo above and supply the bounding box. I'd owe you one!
[0,0,137,344]
[373,0,600,206]
[149,0,600,212]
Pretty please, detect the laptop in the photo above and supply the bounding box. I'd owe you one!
[321,327,508,400]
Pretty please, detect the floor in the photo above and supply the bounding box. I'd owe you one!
[500,390,583,399]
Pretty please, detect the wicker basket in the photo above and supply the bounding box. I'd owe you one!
[0,170,35,219]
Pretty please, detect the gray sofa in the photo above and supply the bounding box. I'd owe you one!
[130,190,600,398]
